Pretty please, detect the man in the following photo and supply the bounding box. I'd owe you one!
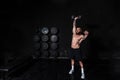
[69,16,89,79]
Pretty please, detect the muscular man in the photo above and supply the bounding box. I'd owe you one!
[69,16,89,79]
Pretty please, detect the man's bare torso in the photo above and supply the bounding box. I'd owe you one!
[71,34,83,49]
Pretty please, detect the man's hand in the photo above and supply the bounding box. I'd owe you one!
[74,16,81,20]
[84,30,89,35]
[74,16,79,20]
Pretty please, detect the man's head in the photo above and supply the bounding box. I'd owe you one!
[76,27,82,34]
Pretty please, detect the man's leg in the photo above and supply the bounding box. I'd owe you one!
[79,61,85,79]
[69,59,74,74]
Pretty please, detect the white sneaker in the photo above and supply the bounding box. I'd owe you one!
[69,69,74,74]
[81,73,85,79]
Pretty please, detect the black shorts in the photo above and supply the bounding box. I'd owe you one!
[68,48,83,61]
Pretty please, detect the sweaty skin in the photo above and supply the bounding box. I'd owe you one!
[71,34,84,49]
[71,16,86,49]
[69,16,89,79]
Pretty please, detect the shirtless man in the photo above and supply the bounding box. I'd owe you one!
[69,16,89,79]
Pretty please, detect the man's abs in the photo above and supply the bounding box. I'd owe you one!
[71,44,80,49]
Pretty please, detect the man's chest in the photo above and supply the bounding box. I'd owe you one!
[73,35,82,41]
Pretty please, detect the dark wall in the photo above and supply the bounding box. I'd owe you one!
[0,0,119,56]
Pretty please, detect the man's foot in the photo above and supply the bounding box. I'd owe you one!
[69,69,74,74]
[81,73,85,79]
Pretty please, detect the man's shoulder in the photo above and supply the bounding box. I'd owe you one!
[80,34,84,37]
[72,34,84,37]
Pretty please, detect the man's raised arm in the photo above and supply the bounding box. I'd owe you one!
[72,17,78,34]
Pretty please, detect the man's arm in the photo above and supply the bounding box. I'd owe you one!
[83,30,89,40]
[72,17,78,34]
[78,35,84,44]
[78,32,89,44]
